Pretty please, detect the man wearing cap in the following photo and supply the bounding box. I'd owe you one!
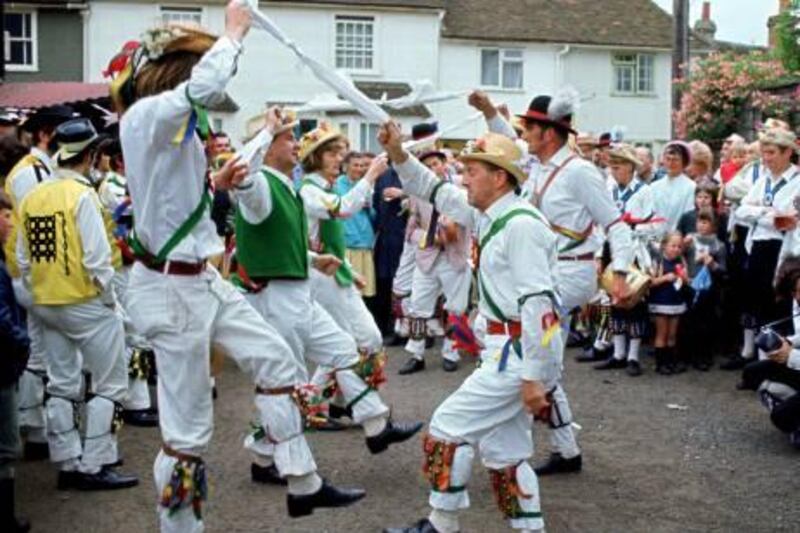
[727,129,800,371]
[235,110,422,483]
[472,89,634,476]
[380,121,561,533]
[397,122,473,375]
[111,3,361,528]
[17,118,138,490]
[4,104,75,461]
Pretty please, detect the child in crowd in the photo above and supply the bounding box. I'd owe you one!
[649,232,690,375]
[680,208,728,370]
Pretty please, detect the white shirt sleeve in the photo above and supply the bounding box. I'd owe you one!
[486,115,518,139]
[233,171,272,225]
[394,155,476,229]
[301,178,373,220]
[76,191,115,291]
[142,36,243,146]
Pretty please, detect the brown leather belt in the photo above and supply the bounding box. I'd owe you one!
[143,260,207,276]
[255,385,295,396]
[486,320,522,337]
[162,444,202,463]
[557,252,595,262]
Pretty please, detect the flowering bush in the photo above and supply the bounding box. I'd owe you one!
[775,1,800,72]
[674,51,799,141]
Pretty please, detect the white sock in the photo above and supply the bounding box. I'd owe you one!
[59,458,80,472]
[612,335,626,360]
[429,508,460,533]
[251,452,273,468]
[628,338,642,362]
[742,329,755,359]
[287,472,323,495]
[593,338,608,350]
[362,415,388,438]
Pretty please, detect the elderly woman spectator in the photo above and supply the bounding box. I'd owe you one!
[719,140,749,184]
[713,133,745,183]
[635,146,656,183]
[687,140,714,183]
[650,141,697,232]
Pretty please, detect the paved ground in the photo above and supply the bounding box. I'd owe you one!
[16,346,800,532]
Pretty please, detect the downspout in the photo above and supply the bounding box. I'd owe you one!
[555,44,571,88]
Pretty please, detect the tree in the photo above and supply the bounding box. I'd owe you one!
[775,1,800,72]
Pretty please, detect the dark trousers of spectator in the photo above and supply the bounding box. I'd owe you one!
[742,360,800,433]
[720,226,749,354]
[679,289,717,366]
[0,384,20,481]
[373,277,394,337]
[743,240,786,329]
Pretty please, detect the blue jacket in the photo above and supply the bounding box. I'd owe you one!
[0,253,29,385]
[333,175,375,250]
[372,167,408,280]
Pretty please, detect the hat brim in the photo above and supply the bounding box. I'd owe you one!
[459,153,527,185]
[55,135,102,165]
[758,132,800,153]
[299,131,347,163]
[418,150,447,162]
[516,111,577,136]
[242,120,298,144]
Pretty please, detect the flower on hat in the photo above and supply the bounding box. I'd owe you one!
[141,27,179,60]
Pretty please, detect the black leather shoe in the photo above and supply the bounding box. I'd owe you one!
[122,408,159,427]
[534,453,582,476]
[575,347,609,363]
[594,357,627,370]
[287,479,365,517]
[366,419,424,454]
[328,404,353,420]
[720,357,750,370]
[105,457,124,468]
[398,357,425,375]
[251,463,287,486]
[626,360,643,377]
[58,467,139,491]
[442,359,458,372]
[384,518,442,533]
[23,441,49,461]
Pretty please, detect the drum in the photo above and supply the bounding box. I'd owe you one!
[600,265,651,310]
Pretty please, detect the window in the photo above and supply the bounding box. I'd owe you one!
[335,16,374,71]
[160,6,203,25]
[480,49,523,90]
[613,53,655,95]
[359,123,380,154]
[3,11,37,71]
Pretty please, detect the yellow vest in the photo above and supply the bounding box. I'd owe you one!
[20,179,100,305]
[3,153,50,279]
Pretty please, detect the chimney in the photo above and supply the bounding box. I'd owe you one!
[770,0,795,48]
[693,1,717,43]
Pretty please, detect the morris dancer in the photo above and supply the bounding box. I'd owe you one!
[234,110,422,483]
[381,122,561,533]
[471,89,634,476]
[110,4,365,529]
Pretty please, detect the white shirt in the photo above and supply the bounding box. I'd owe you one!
[120,36,243,262]
[97,171,128,213]
[650,173,696,232]
[17,168,115,292]
[735,164,800,251]
[298,172,373,251]
[8,147,55,211]
[395,154,560,383]
[522,145,633,271]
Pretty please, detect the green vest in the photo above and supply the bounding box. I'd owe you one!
[235,170,309,280]
[301,178,353,287]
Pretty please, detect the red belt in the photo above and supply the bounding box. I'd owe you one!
[143,260,207,276]
[486,320,522,337]
[557,252,595,262]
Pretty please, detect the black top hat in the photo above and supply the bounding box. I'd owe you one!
[412,122,438,141]
[518,95,576,135]
[21,105,76,133]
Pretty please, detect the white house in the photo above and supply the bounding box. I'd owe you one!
[84,0,676,150]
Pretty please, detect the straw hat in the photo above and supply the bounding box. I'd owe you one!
[576,132,598,147]
[759,128,799,152]
[243,109,298,143]
[458,132,527,184]
[608,143,642,169]
[53,118,101,165]
[298,122,347,163]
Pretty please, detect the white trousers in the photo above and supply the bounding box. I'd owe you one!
[427,332,544,531]
[125,264,316,533]
[545,259,596,459]
[311,270,383,353]
[392,240,417,296]
[13,278,48,442]
[112,267,153,411]
[406,258,471,362]
[33,297,128,471]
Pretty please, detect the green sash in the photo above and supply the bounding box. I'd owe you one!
[301,179,353,287]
